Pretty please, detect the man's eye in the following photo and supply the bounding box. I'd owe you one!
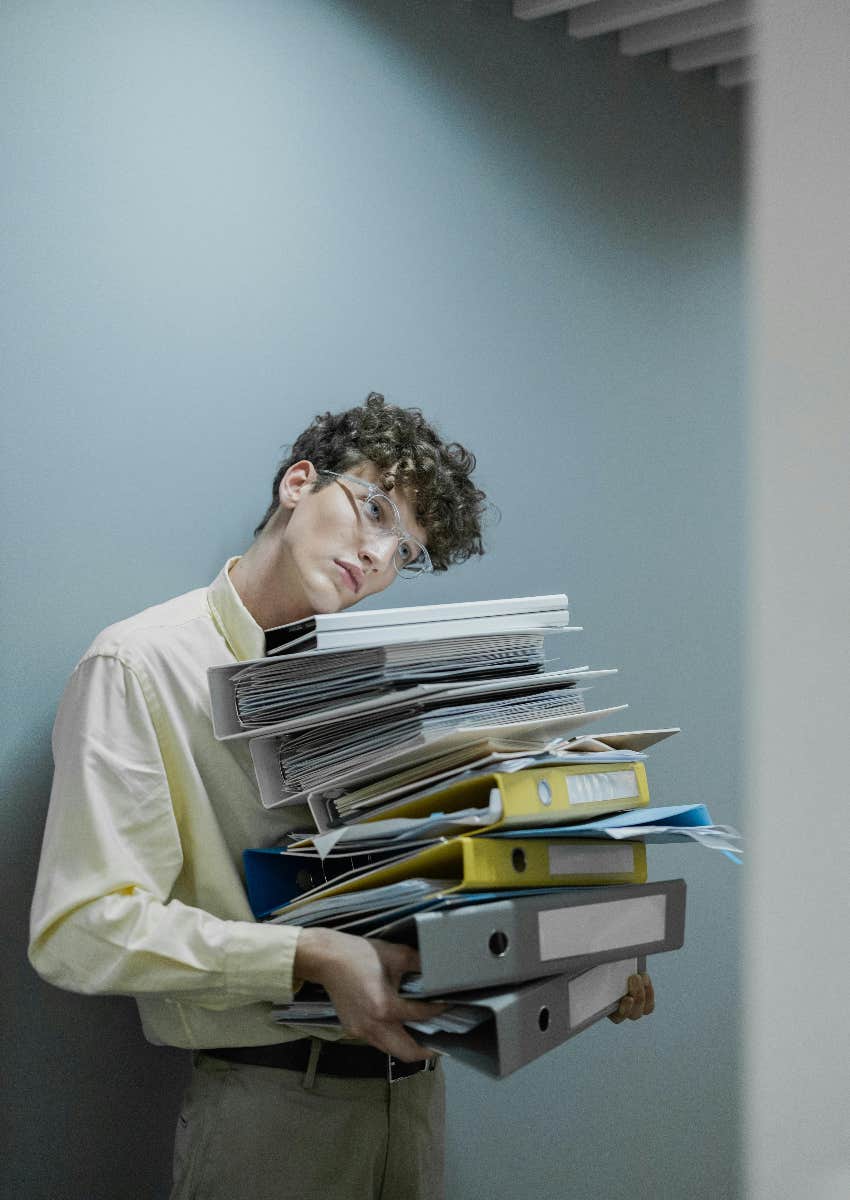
[399,541,425,565]
[363,498,383,522]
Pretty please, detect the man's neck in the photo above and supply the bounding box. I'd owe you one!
[229,541,309,631]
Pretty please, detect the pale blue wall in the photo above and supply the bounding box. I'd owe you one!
[1,2,744,1196]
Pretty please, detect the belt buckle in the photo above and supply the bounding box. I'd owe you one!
[387,1055,436,1084]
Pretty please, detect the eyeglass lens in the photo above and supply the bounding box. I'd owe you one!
[358,491,428,574]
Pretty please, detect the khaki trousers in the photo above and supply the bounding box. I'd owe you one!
[170,1050,445,1200]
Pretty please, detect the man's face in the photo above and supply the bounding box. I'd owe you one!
[278,461,429,617]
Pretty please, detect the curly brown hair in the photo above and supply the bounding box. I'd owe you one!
[254,392,487,571]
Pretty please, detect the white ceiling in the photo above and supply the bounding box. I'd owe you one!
[513,0,755,88]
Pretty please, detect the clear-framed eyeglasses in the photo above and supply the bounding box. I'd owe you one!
[317,471,433,578]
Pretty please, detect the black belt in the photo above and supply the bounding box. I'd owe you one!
[203,1039,437,1083]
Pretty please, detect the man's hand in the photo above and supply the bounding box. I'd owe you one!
[608,971,655,1024]
[294,927,445,1062]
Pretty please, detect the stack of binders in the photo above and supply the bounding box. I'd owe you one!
[209,594,741,1078]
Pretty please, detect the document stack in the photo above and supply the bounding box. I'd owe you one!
[209,594,741,1078]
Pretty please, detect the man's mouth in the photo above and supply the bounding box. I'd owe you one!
[334,560,363,594]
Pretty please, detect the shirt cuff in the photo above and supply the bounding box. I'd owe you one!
[223,920,301,1004]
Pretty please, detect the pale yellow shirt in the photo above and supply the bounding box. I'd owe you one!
[29,558,331,1049]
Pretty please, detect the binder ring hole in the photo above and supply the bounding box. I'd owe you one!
[537,779,552,807]
[511,848,527,873]
[538,1006,550,1032]
[488,931,509,957]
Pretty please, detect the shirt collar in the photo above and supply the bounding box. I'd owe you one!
[207,557,266,662]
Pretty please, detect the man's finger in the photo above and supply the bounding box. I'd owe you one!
[628,973,646,1005]
[395,998,448,1023]
[626,973,646,1020]
[375,1023,434,1063]
[641,972,655,1016]
[608,994,633,1024]
[376,941,422,988]
[371,936,419,962]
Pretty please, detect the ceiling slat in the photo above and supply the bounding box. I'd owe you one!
[669,27,752,70]
[512,0,756,93]
[620,0,751,56]
[512,0,590,19]
[569,0,726,40]
[716,56,756,86]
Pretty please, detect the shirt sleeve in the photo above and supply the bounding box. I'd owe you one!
[28,653,301,1008]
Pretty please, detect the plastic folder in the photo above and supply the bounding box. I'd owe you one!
[245,837,649,920]
[268,593,567,636]
[413,955,649,1078]
[383,880,685,995]
[350,760,652,831]
[251,706,630,812]
[301,731,676,829]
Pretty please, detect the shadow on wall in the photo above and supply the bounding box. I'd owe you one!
[337,0,741,243]
[3,730,189,1200]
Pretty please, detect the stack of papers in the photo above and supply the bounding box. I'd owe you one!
[247,747,741,936]
[230,634,548,730]
[209,594,576,738]
[208,592,741,1078]
[208,593,632,811]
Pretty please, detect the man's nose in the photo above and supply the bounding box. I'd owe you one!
[359,532,396,574]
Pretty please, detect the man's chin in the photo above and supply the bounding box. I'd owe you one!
[304,574,356,616]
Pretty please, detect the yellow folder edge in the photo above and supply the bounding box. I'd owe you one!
[361,761,651,830]
[272,838,648,917]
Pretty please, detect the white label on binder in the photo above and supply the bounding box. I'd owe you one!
[565,768,639,805]
[537,893,666,961]
[547,843,635,876]
[569,958,637,1027]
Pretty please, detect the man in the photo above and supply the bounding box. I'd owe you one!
[29,393,653,1200]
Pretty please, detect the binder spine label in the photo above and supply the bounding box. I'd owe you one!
[537,893,667,960]
[565,768,639,805]
[547,843,635,875]
[569,958,638,1026]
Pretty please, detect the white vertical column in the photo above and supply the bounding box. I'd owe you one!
[747,3,850,1199]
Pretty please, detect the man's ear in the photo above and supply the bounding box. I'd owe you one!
[277,461,318,510]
